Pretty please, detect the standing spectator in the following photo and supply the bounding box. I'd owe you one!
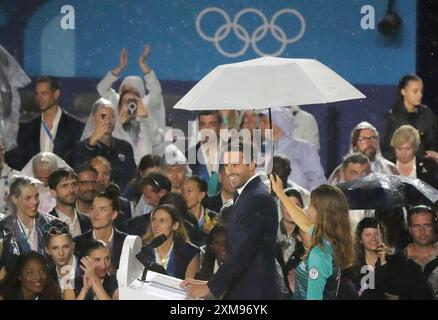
[5,76,84,170]
[0,251,62,300]
[161,144,192,194]
[271,175,355,300]
[75,164,98,217]
[382,74,438,160]
[97,46,165,159]
[73,98,136,192]
[289,105,320,152]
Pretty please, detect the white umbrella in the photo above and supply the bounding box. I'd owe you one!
[174,56,365,111]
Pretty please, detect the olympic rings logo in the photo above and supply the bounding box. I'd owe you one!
[196,7,306,58]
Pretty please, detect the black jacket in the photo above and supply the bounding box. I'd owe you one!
[5,111,85,170]
[382,100,438,159]
[49,209,92,235]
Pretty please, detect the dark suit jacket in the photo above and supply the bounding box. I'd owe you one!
[415,157,438,190]
[49,209,92,235]
[207,176,281,299]
[5,111,85,170]
[205,193,223,214]
[71,137,136,193]
[73,228,128,270]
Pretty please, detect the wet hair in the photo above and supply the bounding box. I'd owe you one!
[355,217,387,267]
[309,185,356,269]
[143,204,189,244]
[390,125,421,152]
[48,168,77,190]
[94,189,120,212]
[407,205,436,226]
[84,239,108,257]
[195,225,227,281]
[138,154,161,178]
[0,251,62,300]
[284,188,304,208]
[9,176,39,199]
[75,162,98,177]
[140,172,172,193]
[36,76,60,91]
[90,156,112,171]
[341,153,370,169]
[398,74,422,97]
[197,111,223,125]
[272,155,292,185]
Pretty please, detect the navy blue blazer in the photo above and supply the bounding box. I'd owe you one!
[49,209,92,235]
[73,228,128,270]
[71,137,136,193]
[207,176,281,300]
[5,111,85,170]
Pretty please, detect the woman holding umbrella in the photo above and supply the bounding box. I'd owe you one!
[270,175,355,300]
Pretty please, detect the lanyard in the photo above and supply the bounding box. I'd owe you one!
[42,121,55,143]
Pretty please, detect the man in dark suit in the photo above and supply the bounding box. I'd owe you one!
[182,140,281,299]
[48,168,92,237]
[5,76,84,170]
[205,164,236,213]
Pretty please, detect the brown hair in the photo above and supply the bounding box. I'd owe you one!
[309,185,355,269]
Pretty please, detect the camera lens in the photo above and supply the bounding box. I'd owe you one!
[128,100,137,114]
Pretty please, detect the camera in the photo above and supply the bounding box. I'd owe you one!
[127,98,137,115]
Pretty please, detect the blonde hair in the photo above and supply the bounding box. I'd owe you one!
[390,124,420,151]
[308,185,355,269]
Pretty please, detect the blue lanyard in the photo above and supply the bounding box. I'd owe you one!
[42,121,55,143]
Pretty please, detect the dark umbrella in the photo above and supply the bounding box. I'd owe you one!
[338,173,438,210]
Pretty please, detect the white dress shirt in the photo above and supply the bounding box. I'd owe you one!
[40,107,62,152]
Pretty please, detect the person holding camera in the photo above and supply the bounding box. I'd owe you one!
[97,46,166,163]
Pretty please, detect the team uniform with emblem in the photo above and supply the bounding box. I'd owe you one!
[293,225,334,300]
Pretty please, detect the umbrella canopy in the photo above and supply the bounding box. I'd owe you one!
[174,56,366,111]
[338,173,438,210]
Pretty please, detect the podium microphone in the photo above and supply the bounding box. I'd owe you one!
[136,234,167,282]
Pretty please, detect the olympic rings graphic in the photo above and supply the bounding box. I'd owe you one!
[196,7,306,58]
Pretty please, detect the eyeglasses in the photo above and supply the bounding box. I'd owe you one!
[357,136,378,143]
[78,180,97,187]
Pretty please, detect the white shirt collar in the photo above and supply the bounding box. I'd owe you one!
[236,173,259,195]
[93,228,114,245]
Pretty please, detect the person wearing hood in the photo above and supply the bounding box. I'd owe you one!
[381,74,438,160]
[328,121,399,185]
[259,108,326,192]
[160,144,192,194]
[288,105,320,152]
[97,46,166,162]
[72,98,136,193]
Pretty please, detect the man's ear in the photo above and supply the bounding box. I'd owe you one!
[111,210,118,222]
[11,195,18,206]
[54,89,61,100]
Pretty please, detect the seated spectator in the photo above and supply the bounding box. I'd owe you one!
[74,190,128,271]
[48,168,92,237]
[122,154,161,203]
[72,98,136,193]
[161,144,192,194]
[182,176,219,245]
[0,251,62,300]
[75,164,98,217]
[132,172,171,218]
[89,156,132,223]
[219,110,241,129]
[390,125,438,189]
[97,46,166,159]
[0,176,67,273]
[76,240,119,300]
[195,225,228,281]
[21,152,71,214]
[329,122,398,185]
[44,229,80,299]
[142,204,200,279]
